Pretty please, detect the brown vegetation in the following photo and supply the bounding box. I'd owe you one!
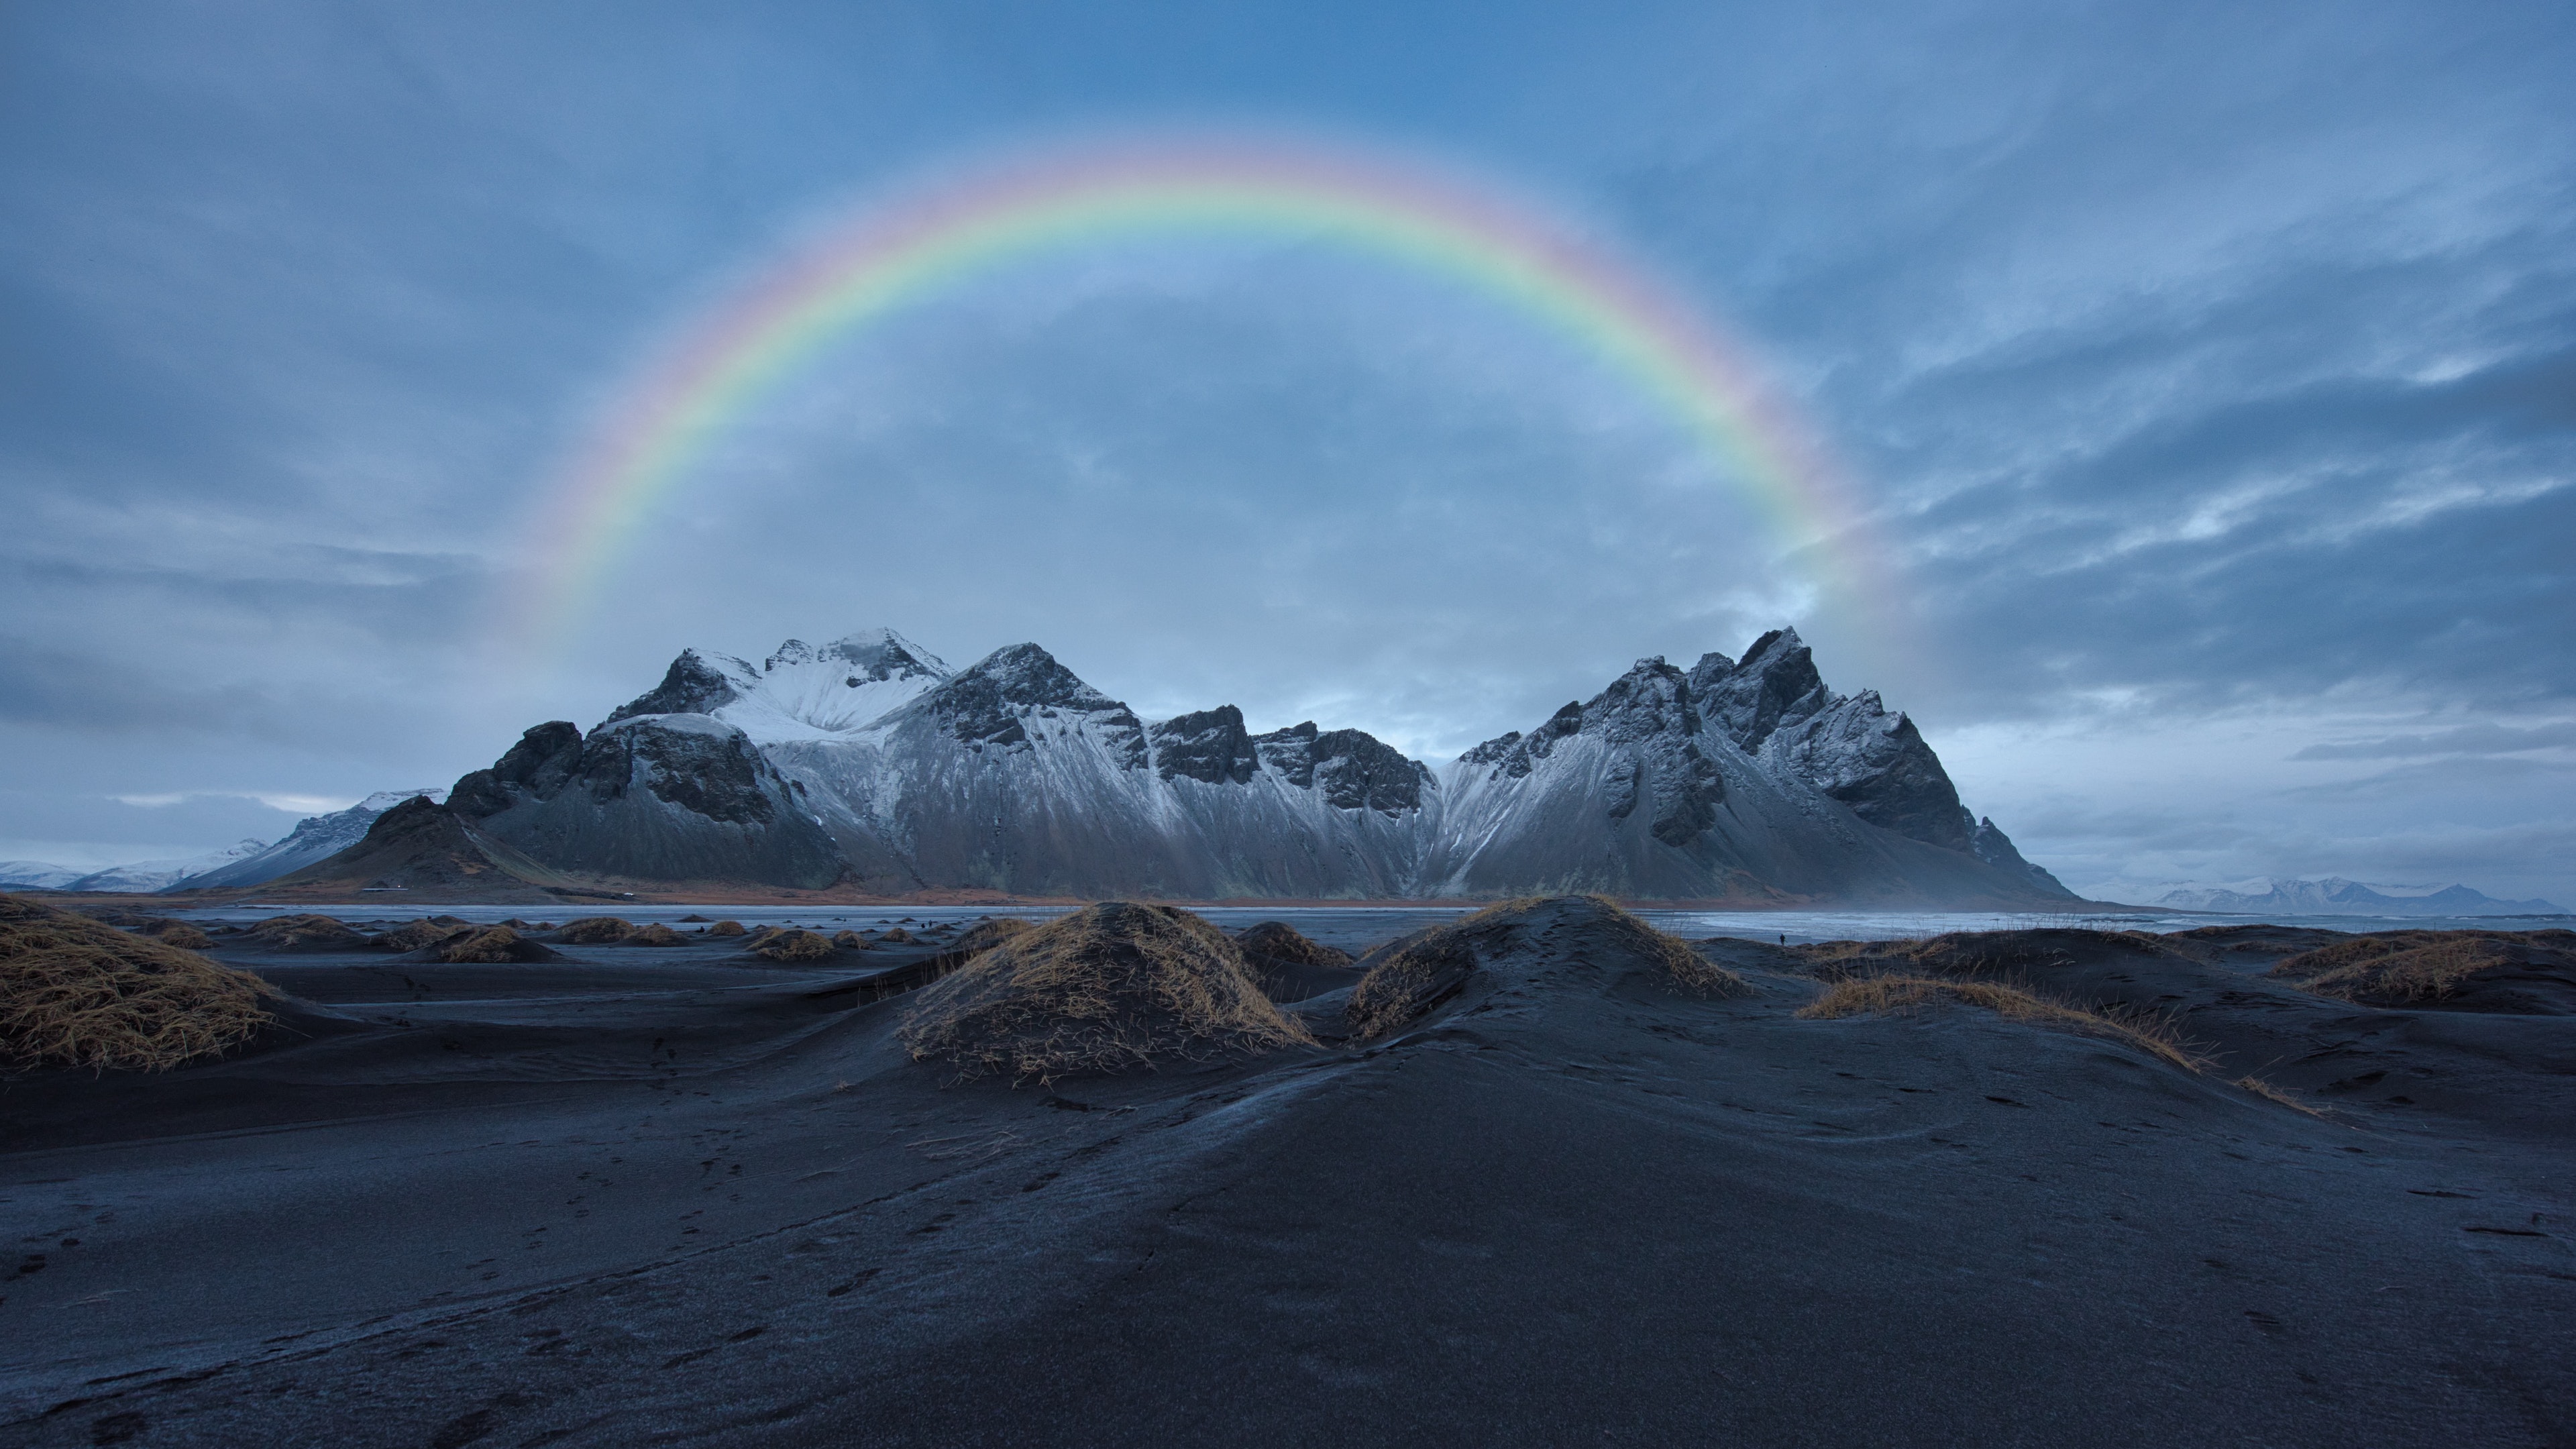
[1234,920,1352,970]
[628,922,687,947]
[900,902,1313,1084]
[1349,896,1743,1041]
[830,929,868,949]
[555,916,637,944]
[138,920,213,950]
[1,894,276,1073]
[371,916,473,952]
[2234,1074,2324,1116]
[1796,975,2204,1073]
[877,927,915,945]
[242,914,372,951]
[707,920,747,938]
[948,917,1036,959]
[751,928,836,962]
[2269,930,2576,1006]
[427,926,538,963]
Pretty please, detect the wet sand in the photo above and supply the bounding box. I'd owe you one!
[3,907,2571,1446]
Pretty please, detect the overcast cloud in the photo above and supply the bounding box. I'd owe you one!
[3,0,2571,902]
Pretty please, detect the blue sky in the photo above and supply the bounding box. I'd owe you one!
[3,0,2572,903]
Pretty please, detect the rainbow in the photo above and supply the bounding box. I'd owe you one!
[513,135,1887,655]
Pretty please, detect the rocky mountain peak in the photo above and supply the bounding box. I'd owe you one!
[928,644,1145,763]
[602,649,741,729]
[1587,656,1703,746]
[1699,627,1836,752]
[769,627,951,683]
[1151,706,1258,785]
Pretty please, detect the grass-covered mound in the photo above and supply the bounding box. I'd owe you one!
[1235,921,1351,970]
[1349,896,1743,1040]
[555,916,636,944]
[2269,930,2576,1009]
[371,916,472,952]
[947,917,1034,958]
[707,920,748,938]
[830,929,868,949]
[1,894,276,1073]
[241,914,372,951]
[1796,976,2205,1072]
[421,926,559,964]
[749,928,835,962]
[139,919,213,950]
[629,922,688,947]
[900,902,1314,1084]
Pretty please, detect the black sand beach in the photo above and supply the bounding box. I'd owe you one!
[5,901,2572,1446]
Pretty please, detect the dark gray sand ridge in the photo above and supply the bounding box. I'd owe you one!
[4,901,2572,1446]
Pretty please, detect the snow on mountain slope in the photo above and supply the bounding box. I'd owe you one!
[755,643,1438,898]
[0,861,84,890]
[1428,655,2070,904]
[65,839,270,894]
[599,628,952,745]
[173,788,447,890]
[434,626,2075,903]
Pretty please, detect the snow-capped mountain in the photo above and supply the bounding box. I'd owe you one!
[0,861,84,890]
[424,625,2076,904]
[171,788,449,890]
[62,839,272,894]
[2154,877,2565,916]
[600,629,953,743]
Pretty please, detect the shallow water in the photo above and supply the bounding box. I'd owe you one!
[164,899,2573,954]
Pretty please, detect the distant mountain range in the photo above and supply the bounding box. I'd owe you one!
[2153,877,2565,917]
[0,790,446,895]
[236,626,2079,906]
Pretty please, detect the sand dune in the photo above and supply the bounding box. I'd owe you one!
[2,901,2571,1446]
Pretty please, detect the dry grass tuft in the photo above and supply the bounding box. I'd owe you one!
[371,916,472,953]
[2234,1074,2324,1116]
[427,926,530,963]
[1234,921,1351,970]
[1347,930,1479,1040]
[628,922,687,947]
[138,920,212,950]
[830,929,867,949]
[1579,898,1748,998]
[751,928,836,963]
[1,893,276,1073]
[1348,896,1743,1040]
[555,916,636,944]
[948,917,1037,959]
[243,914,372,951]
[877,927,916,945]
[900,902,1313,1084]
[1796,975,2206,1073]
[706,920,747,938]
[2269,933,2553,1006]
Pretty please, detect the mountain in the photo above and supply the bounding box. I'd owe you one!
[2155,877,2566,916]
[0,861,83,890]
[58,840,271,894]
[255,796,592,905]
[170,789,448,890]
[413,625,2077,906]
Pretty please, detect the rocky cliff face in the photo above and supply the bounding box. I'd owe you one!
[449,714,844,889]
[416,625,2074,904]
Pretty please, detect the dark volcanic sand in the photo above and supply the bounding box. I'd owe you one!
[3,903,2572,1447]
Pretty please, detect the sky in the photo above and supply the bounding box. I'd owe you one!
[3,0,2572,904]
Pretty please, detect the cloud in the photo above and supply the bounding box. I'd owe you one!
[111,790,358,814]
[2291,720,2576,760]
